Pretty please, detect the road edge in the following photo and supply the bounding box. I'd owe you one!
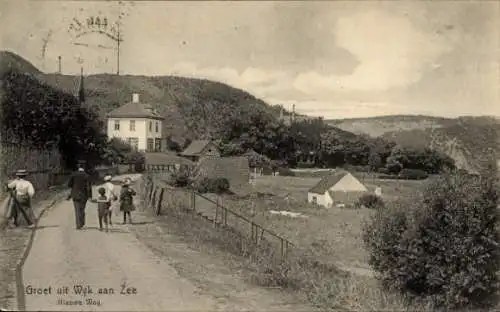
[15,194,65,311]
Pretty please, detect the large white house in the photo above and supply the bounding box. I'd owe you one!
[307,170,368,208]
[106,93,165,152]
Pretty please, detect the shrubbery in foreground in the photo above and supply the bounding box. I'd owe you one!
[363,173,500,309]
[195,177,230,194]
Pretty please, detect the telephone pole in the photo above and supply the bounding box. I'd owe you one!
[117,21,121,75]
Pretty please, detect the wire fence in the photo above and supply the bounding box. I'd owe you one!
[140,172,294,264]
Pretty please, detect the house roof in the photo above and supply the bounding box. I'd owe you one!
[308,170,350,194]
[107,101,164,120]
[180,140,215,156]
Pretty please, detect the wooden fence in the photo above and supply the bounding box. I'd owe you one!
[0,140,66,197]
[140,173,294,264]
[146,164,193,174]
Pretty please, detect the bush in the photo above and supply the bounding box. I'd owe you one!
[399,168,428,180]
[215,178,230,193]
[356,193,384,209]
[170,170,191,187]
[363,173,500,309]
[195,177,210,193]
[195,177,230,194]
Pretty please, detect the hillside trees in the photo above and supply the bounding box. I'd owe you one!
[215,103,296,164]
[290,118,327,164]
[385,146,456,174]
[1,70,109,169]
[100,137,145,165]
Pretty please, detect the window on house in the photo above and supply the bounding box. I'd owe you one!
[149,121,152,132]
[129,120,135,132]
[114,120,120,131]
[147,138,154,152]
[154,138,161,152]
[127,137,139,151]
[155,122,159,133]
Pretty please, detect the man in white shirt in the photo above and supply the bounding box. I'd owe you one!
[7,169,35,228]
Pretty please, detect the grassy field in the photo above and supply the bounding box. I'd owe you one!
[219,174,426,269]
[150,172,500,310]
[145,174,429,311]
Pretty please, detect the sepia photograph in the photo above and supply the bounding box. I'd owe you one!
[0,0,499,311]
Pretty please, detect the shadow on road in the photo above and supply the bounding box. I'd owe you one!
[35,225,59,230]
[128,221,154,225]
[80,226,129,234]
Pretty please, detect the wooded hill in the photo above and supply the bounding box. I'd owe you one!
[328,115,499,173]
[1,51,487,174]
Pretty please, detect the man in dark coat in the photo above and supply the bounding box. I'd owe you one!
[67,160,92,229]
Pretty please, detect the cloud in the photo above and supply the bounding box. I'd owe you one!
[170,62,288,97]
[293,10,452,94]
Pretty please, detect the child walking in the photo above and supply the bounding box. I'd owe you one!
[102,175,118,225]
[120,178,136,224]
[96,187,111,232]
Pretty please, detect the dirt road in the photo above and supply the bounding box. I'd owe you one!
[22,186,217,311]
[21,179,312,311]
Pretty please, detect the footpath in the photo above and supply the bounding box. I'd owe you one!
[10,174,313,311]
[0,188,67,310]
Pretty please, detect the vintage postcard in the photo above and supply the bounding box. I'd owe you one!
[0,1,499,311]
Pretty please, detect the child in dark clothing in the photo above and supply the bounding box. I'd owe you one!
[120,179,136,224]
[95,187,111,232]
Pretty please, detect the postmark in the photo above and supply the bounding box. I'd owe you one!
[40,2,134,74]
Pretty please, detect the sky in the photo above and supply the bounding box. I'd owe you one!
[1,1,499,119]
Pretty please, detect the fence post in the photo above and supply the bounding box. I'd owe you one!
[251,222,257,245]
[145,183,151,208]
[155,188,164,216]
[192,190,196,212]
[148,187,154,209]
[214,196,219,227]
[223,207,227,227]
[280,239,284,263]
[148,184,155,209]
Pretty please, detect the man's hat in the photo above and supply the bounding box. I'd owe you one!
[15,169,28,177]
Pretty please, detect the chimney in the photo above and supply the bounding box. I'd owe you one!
[132,93,139,103]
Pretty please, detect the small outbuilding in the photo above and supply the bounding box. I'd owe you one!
[180,140,220,162]
[307,170,368,208]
